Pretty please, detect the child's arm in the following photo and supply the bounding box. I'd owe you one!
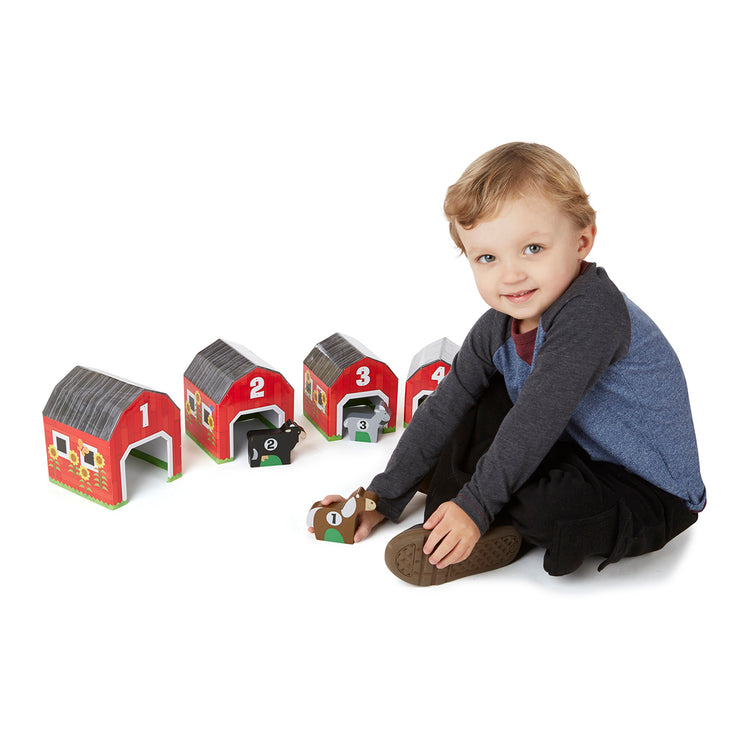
[367,310,503,524]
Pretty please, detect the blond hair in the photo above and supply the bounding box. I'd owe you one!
[444,142,596,253]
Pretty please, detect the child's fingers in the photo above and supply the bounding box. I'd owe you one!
[353,510,385,543]
[321,494,346,506]
[426,532,460,567]
[423,522,449,557]
[422,504,447,531]
[353,517,373,543]
[433,537,472,568]
[424,522,477,567]
[353,521,373,544]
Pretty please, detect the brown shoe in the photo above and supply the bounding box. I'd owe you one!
[384,523,522,586]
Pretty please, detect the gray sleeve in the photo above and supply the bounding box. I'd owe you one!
[368,309,508,523]
[454,282,630,533]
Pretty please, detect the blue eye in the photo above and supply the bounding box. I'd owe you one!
[477,254,495,264]
[523,244,543,256]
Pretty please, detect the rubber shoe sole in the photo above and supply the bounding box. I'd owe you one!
[384,524,522,586]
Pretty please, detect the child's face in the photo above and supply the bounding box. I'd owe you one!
[458,194,596,333]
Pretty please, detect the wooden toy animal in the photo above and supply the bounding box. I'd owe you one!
[307,487,378,544]
[247,419,305,467]
[342,402,391,443]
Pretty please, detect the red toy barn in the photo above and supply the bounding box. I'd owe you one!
[43,366,182,509]
[404,338,459,426]
[303,332,398,440]
[184,339,294,462]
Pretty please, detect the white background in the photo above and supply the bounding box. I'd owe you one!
[2,1,748,748]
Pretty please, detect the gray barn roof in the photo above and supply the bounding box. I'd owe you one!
[407,338,459,379]
[303,332,380,388]
[184,339,280,403]
[43,366,161,441]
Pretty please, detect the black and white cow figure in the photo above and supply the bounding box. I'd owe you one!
[247,419,306,467]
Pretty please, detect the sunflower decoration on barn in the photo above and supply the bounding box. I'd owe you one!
[185,389,216,448]
[90,451,108,501]
[205,407,216,447]
[47,443,61,474]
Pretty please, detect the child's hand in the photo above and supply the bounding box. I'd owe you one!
[422,501,480,569]
[352,506,386,543]
[307,494,385,543]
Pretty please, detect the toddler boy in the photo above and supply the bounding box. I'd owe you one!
[314,142,705,584]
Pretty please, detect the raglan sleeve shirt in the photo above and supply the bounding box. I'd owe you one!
[368,265,706,535]
[367,307,503,525]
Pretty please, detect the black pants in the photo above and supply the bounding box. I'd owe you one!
[423,375,698,575]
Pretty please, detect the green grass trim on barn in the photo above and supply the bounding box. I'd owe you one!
[48,478,125,509]
[185,430,233,463]
[302,414,343,442]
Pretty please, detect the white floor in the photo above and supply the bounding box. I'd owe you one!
[3,3,748,748]
[5,422,745,748]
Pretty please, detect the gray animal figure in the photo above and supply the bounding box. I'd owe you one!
[342,402,391,443]
[247,419,306,467]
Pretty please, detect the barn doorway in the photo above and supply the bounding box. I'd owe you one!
[229,406,285,460]
[119,431,176,502]
[411,390,433,418]
[339,392,390,442]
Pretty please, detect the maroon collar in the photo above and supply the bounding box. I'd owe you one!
[511,319,537,365]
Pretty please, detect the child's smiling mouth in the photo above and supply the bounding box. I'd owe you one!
[503,289,537,304]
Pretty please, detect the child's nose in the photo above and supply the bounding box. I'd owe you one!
[499,258,526,284]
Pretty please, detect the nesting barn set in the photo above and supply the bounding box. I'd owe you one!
[43,334,458,530]
[43,366,182,510]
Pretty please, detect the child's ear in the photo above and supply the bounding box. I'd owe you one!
[577,224,596,260]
